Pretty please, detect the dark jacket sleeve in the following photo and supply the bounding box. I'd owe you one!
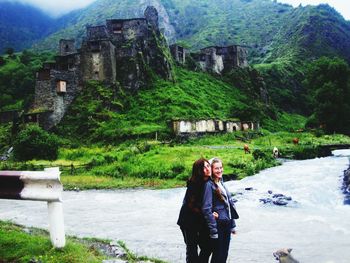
[202,180,218,238]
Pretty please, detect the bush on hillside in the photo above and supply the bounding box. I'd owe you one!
[13,125,60,161]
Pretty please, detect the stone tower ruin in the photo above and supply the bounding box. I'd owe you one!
[32,6,173,130]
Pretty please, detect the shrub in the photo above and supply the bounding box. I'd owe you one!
[252,149,267,160]
[292,146,331,160]
[13,125,60,161]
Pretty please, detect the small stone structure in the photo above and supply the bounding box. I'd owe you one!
[171,119,259,136]
[193,45,249,74]
[170,44,248,73]
[170,44,187,64]
[32,6,173,130]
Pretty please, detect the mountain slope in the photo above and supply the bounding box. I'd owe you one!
[264,4,350,63]
[31,0,176,51]
[29,0,350,64]
[0,2,57,53]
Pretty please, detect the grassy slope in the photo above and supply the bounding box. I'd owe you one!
[168,0,291,52]
[14,130,349,190]
[0,221,105,263]
[264,4,350,63]
[0,220,165,263]
[56,67,248,143]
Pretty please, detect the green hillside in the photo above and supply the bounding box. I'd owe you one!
[263,4,350,63]
[0,2,56,53]
[55,67,254,143]
[32,0,165,51]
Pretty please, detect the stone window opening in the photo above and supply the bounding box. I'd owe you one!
[216,48,223,56]
[112,23,122,34]
[94,71,99,79]
[38,69,50,80]
[56,80,67,94]
[65,44,70,53]
[178,51,184,62]
[90,41,101,51]
[200,54,206,61]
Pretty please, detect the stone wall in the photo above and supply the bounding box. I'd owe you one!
[172,119,258,136]
[80,39,116,84]
[192,45,249,74]
[33,69,82,130]
[170,44,186,64]
[59,39,76,56]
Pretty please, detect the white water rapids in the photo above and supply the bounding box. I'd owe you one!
[1,150,350,262]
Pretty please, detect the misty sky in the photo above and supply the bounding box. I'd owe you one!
[1,0,349,19]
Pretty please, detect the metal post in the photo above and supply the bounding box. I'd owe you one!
[47,201,65,248]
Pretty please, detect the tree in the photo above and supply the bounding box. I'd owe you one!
[13,125,60,161]
[0,56,5,66]
[20,49,34,65]
[5,47,15,57]
[304,57,350,134]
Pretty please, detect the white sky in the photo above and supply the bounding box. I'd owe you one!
[1,0,349,19]
[1,0,97,17]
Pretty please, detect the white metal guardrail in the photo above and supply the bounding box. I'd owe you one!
[0,167,65,248]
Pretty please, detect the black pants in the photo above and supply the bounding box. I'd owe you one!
[181,227,212,263]
[210,220,231,263]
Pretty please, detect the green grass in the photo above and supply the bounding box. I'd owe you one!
[0,221,105,263]
[0,220,165,263]
[2,130,348,190]
[117,240,167,263]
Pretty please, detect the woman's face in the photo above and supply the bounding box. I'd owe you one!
[203,161,211,179]
[212,161,223,180]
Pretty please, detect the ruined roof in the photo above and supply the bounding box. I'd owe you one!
[200,44,250,51]
[106,18,146,23]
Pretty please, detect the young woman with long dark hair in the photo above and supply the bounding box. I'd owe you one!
[177,158,213,262]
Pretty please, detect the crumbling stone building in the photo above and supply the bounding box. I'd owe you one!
[32,6,173,130]
[170,44,187,64]
[170,44,249,74]
[195,45,249,74]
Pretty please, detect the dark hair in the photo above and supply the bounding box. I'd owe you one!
[189,158,209,183]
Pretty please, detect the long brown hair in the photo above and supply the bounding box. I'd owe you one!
[189,158,209,184]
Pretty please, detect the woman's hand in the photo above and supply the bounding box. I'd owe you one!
[213,211,219,219]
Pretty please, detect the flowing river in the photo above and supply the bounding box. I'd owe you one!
[1,150,350,263]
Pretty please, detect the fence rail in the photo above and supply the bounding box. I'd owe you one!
[0,167,65,248]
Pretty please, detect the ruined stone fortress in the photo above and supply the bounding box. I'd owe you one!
[30,6,249,131]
